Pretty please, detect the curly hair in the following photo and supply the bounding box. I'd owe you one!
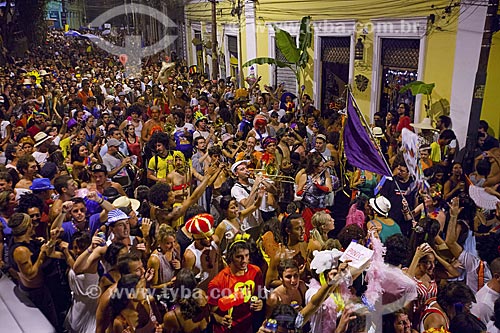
[476,232,500,265]
[337,224,366,250]
[17,154,36,175]
[174,269,201,320]
[148,183,171,207]
[16,192,44,214]
[384,234,411,267]
[436,282,475,310]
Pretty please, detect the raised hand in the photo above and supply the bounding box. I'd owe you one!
[86,191,99,202]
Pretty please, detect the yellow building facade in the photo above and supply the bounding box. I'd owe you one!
[185,0,500,143]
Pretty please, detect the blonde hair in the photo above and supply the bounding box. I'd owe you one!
[157,224,176,244]
[311,211,331,229]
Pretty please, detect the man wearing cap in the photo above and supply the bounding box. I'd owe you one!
[102,138,132,192]
[367,196,402,243]
[32,131,53,166]
[193,115,212,141]
[183,213,221,291]
[231,160,271,238]
[310,133,335,168]
[90,163,127,197]
[113,196,142,236]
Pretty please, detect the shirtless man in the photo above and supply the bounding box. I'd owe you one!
[15,154,38,189]
[49,174,78,221]
[8,213,61,328]
[166,151,192,203]
[90,163,127,197]
[141,105,164,143]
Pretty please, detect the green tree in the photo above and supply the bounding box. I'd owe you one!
[15,0,49,45]
[242,16,312,89]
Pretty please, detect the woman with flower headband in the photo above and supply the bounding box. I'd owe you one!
[412,190,447,232]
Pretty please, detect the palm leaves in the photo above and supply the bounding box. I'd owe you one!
[242,16,312,88]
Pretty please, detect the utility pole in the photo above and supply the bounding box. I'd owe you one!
[210,0,219,80]
[463,0,499,170]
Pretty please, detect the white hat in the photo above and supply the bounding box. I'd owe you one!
[411,118,435,130]
[113,196,140,212]
[369,196,391,217]
[106,209,129,226]
[34,132,52,147]
[222,133,233,145]
[372,127,384,138]
[231,160,250,174]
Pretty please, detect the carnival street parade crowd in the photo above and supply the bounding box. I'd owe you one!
[0,29,500,333]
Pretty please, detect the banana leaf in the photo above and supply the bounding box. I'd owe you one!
[298,16,312,67]
[400,81,435,96]
[299,16,312,50]
[242,57,292,69]
[272,24,300,64]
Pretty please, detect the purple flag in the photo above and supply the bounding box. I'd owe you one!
[343,94,392,177]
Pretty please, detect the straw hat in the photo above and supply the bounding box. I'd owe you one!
[411,118,435,130]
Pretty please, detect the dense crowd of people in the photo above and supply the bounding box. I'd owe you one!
[0,29,500,333]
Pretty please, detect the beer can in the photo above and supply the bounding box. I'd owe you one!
[265,319,278,332]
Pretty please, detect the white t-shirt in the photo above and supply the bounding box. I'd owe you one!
[471,284,500,325]
[0,120,10,139]
[458,250,491,293]
[32,151,49,166]
[176,123,195,133]
[231,181,261,230]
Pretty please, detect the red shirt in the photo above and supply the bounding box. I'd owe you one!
[208,264,263,333]
[396,115,413,132]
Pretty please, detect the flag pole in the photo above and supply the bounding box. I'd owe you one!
[347,88,410,206]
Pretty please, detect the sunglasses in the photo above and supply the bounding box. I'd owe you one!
[29,213,41,219]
